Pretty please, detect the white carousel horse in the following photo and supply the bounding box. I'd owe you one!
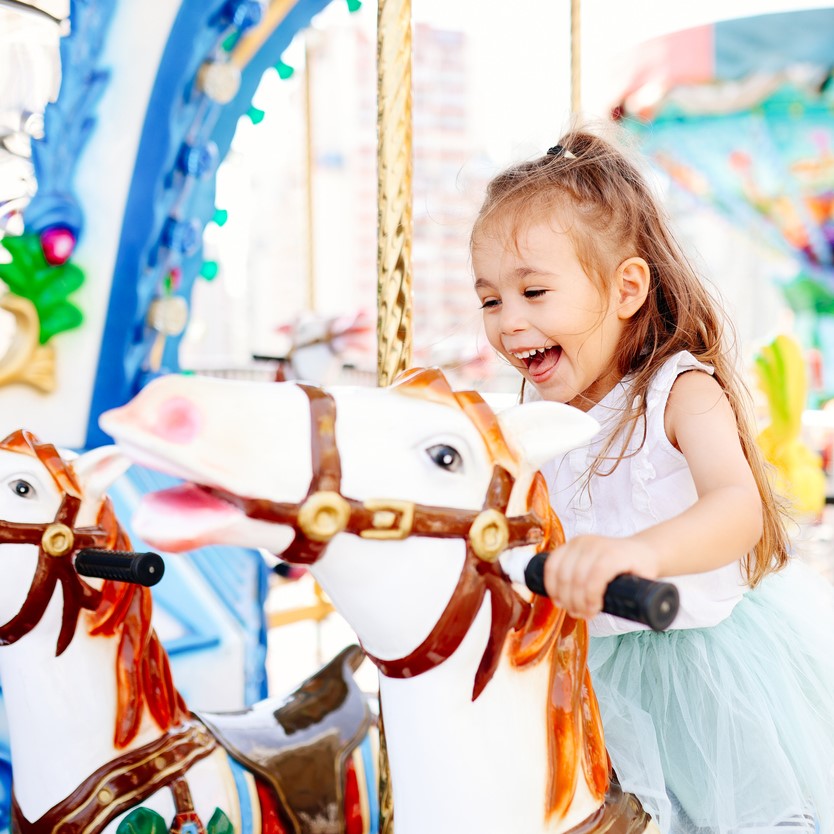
[101,367,660,834]
[266,310,375,385]
[0,430,378,834]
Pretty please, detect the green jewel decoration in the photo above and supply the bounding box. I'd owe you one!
[247,106,265,125]
[212,208,229,227]
[0,233,84,343]
[207,808,235,834]
[116,807,168,834]
[221,32,239,53]
[346,0,362,10]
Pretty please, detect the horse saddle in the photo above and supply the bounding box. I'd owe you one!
[197,644,374,834]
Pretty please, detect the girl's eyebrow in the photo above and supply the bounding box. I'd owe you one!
[514,266,539,279]
[475,267,553,291]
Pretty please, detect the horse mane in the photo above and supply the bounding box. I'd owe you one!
[1,430,189,748]
[392,371,610,819]
[87,497,189,747]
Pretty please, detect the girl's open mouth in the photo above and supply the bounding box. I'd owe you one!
[524,345,561,378]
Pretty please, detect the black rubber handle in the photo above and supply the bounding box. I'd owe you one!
[523,552,679,631]
[75,549,165,587]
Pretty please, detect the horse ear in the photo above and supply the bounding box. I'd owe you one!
[72,446,131,502]
[497,402,599,470]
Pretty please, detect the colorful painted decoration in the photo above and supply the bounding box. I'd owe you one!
[613,9,834,292]
[101,368,659,834]
[2,0,343,448]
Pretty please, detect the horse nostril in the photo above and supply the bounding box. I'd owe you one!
[153,397,202,444]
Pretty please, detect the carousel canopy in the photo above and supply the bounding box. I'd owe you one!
[613,8,834,296]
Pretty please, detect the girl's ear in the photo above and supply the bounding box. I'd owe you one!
[615,257,650,320]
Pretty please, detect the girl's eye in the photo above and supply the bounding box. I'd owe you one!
[524,289,548,299]
[10,479,36,499]
[426,444,463,473]
[479,298,500,309]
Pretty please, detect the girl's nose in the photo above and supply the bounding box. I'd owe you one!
[498,301,528,334]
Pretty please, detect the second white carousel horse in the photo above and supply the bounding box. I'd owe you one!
[0,430,377,834]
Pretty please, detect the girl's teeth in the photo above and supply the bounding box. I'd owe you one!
[514,347,544,359]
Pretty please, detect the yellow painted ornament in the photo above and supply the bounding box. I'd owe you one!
[0,294,56,393]
[754,334,825,516]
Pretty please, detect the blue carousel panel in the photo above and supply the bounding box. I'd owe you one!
[63,0,338,447]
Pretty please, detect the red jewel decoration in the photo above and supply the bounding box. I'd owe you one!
[40,226,77,266]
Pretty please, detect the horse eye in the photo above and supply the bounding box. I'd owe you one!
[10,479,37,499]
[426,444,463,472]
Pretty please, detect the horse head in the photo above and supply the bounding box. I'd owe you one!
[0,431,188,746]
[101,368,595,663]
[0,430,127,649]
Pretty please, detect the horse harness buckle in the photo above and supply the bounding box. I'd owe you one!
[359,499,414,540]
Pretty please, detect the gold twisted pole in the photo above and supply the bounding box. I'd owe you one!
[376,1,413,830]
[570,0,581,114]
[376,0,413,388]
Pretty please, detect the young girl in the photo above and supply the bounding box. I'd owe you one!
[471,128,834,833]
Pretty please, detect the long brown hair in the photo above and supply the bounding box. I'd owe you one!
[471,126,788,585]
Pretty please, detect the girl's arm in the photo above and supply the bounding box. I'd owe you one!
[542,370,764,619]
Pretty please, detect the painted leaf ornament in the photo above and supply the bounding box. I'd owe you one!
[207,808,235,834]
[0,233,84,343]
[115,807,169,834]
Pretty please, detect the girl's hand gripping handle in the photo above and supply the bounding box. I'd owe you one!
[75,548,165,587]
[523,552,679,631]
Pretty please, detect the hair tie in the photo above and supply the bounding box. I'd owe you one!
[546,144,576,159]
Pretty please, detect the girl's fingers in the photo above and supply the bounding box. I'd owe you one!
[544,538,625,619]
[550,541,589,614]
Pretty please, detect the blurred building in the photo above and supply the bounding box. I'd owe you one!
[182,18,499,386]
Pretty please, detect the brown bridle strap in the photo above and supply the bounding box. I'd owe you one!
[364,465,533,699]
[206,384,547,698]
[280,384,343,564]
[0,492,110,655]
[11,720,217,834]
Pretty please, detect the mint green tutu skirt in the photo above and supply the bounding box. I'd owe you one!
[588,560,834,834]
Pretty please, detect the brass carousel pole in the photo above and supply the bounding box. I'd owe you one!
[304,38,316,310]
[376,0,413,830]
[376,0,413,388]
[570,0,581,114]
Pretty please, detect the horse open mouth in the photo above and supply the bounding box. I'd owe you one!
[134,483,244,551]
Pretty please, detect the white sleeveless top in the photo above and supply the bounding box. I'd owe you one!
[540,351,747,636]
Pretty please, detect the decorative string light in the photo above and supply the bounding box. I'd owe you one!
[200,261,219,280]
[274,60,295,79]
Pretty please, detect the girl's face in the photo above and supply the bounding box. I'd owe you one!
[473,215,625,411]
